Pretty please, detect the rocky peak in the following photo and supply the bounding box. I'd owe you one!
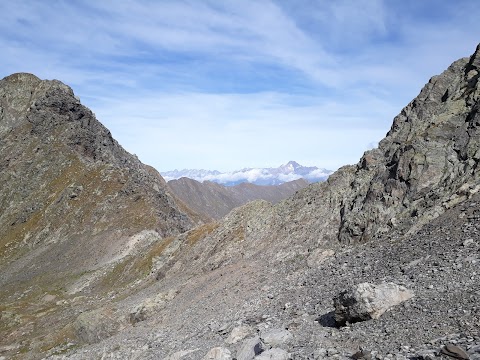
[0,73,76,133]
[1,72,42,92]
[337,43,480,243]
[0,73,196,279]
[283,160,300,170]
[466,43,480,73]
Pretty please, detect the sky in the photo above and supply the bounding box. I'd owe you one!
[1,1,479,172]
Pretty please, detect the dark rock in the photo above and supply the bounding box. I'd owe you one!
[333,283,414,325]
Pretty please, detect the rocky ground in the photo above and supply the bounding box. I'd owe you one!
[26,190,476,360]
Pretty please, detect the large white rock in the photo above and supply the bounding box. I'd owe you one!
[226,325,252,344]
[334,282,414,325]
[202,347,232,360]
[237,336,264,360]
[260,328,293,347]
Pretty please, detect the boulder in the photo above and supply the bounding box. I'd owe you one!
[73,308,120,344]
[260,328,293,347]
[226,325,252,344]
[334,282,413,325]
[202,347,232,360]
[441,344,469,360]
[237,336,264,360]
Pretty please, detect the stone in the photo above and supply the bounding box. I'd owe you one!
[73,308,120,344]
[202,347,232,360]
[41,294,56,302]
[469,345,480,354]
[463,238,475,247]
[314,348,328,359]
[416,349,436,360]
[237,336,264,360]
[129,289,178,324]
[352,349,372,360]
[441,344,470,359]
[327,348,339,356]
[254,348,290,360]
[260,328,293,347]
[226,325,252,344]
[334,282,414,325]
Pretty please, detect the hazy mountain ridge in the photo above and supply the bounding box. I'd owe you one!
[162,160,333,186]
[1,45,480,359]
[167,177,309,220]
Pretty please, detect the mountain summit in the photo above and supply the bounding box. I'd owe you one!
[162,161,333,186]
[0,72,196,300]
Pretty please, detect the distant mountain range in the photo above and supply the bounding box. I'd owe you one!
[168,177,308,220]
[161,161,333,186]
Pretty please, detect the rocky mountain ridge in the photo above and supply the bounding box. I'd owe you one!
[167,177,308,220]
[162,161,332,186]
[0,72,200,357]
[1,44,480,359]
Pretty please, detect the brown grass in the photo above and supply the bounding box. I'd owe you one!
[186,222,219,246]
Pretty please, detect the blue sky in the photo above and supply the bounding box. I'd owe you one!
[1,1,479,172]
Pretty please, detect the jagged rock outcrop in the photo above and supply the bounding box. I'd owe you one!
[338,45,480,242]
[168,177,308,220]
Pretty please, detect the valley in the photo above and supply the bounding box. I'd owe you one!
[1,44,480,360]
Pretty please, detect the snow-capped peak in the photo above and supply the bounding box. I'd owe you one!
[162,162,333,186]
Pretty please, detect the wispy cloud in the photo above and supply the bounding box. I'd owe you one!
[0,1,478,171]
[90,90,397,171]
[163,161,332,185]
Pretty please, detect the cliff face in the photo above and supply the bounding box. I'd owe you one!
[0,73,194,280]
[338,44,480,242]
